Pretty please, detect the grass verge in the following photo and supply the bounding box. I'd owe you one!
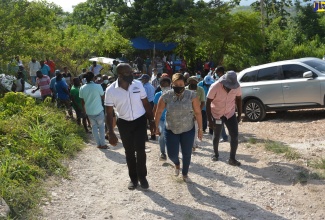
[0,92,87,219]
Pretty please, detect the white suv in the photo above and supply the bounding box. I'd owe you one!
[237,57,325,121]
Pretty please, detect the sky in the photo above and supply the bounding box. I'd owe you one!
[39,0,254,13]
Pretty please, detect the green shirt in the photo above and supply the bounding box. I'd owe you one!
[70,85,82,110]
[186,85,206,103]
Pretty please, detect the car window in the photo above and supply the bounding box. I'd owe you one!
[257,66,279,81]
[282,64,310,79]
[303,59,325,73]
[240,70,257,82]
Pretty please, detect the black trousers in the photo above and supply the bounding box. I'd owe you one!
[117,114,147,181]
[212,114,239,159]
[201,110,207,131]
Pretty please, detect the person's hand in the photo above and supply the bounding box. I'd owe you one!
[155,126,160,135]
[198,129,203,141]
[237,115,242,123]
[107,131,118,146]
[149,121,156,135]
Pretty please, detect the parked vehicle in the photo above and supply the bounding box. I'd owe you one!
[238,57,325,121]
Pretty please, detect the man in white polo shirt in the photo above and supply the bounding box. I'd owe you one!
[105,63,155,190]
[89,61,103,76]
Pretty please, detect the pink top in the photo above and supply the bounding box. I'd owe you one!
[36,75,51,96]
[207,82,242,119]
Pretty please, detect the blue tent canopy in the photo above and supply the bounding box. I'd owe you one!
[131,37,177,51]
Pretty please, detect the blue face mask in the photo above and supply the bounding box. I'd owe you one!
[196,75,201,79]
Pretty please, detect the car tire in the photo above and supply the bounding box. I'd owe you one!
[244,99,266,122]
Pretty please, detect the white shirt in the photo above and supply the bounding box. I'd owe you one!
[28,61,41,76]
[104,80,147,121]
[89,64,103,75]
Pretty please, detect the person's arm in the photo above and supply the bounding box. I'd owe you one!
[154,97,166,135]
[206,98,213,129]
[192,97,203,140]
[141,97,156,135]
[236,96,242,123]
[105,106,118,146]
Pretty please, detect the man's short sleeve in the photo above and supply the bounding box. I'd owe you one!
[104,86,114,106]
[198,87,206,102]
[97,84,104,96]
[190,90,197,100]
[236,87,242,96]
[207,82,218,100]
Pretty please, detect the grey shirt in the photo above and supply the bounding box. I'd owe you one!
[162,89,197,134]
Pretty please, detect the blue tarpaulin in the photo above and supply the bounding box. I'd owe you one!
[131,37,177,51]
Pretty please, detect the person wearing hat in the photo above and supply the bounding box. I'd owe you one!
[198,75,214,134]
[152,76,171,160]
[138,73,156,140]
[206,71,242,166]
[186,76,206,151]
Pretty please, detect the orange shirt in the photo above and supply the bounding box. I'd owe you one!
[207,82,241,119]
[45,60,55,73]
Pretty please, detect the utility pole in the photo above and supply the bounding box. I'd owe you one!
[261,0,265,53]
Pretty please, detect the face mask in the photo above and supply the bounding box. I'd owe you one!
[172,86,185,95]
[82,78,87,84]
[196,75,201,79]
[189,84,197,90]
[161,86,170,93]
[103,80,109,84]
[122,75,133,84]
[214,74,219,79]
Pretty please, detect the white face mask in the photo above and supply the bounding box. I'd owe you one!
[103,80,109,84]
[82,78,87,84]
[161,86,170,93]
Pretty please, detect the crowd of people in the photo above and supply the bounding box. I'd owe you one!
[10,55,242,191]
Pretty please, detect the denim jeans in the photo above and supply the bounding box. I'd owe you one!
[88,111,106,147]
[212,114,238,159]
[31,76,36,86]
[165,126,195,176]
[158,120,166,154]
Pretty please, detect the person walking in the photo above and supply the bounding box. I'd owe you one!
[105,63,155,190]
[152,76,171,160]
[206,71,242,166]
[79,72,108,149]
[154,73,203,182]
[186,76,206,151]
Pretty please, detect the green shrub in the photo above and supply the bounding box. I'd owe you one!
[0,92,87,219]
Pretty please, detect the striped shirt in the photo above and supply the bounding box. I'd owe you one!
[36,75,51,97]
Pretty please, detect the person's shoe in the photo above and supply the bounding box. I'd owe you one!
[219,139,228,143]
[160,153,167,160]
[150,135,156,141]
[128,180,138,190]
[203,130,207,134]
[139,177,149,189]
[97,145,109,149]
[182,175,191,183]
[211,155,219,161]
[228,158,241,166]
[174,167,180,176]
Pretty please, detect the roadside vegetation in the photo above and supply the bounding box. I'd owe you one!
[246,137,325,181]
[0,92,87,219]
